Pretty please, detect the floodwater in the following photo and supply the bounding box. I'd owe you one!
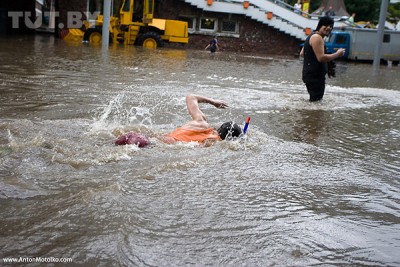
[0,34,399,266]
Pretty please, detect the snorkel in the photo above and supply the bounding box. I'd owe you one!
[243,117,250,135]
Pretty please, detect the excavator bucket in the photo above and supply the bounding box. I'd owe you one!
[59,28,84,42]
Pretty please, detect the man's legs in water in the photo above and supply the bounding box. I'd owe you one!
[306,81,325,102]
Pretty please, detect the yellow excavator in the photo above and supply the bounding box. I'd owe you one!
[64,0,188,48]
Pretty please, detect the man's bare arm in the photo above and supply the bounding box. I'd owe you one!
[311,35,345,63]
[185,94,228,122]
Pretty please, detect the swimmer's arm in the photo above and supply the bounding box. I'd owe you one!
[202,138,218,147]
[161,135,176,144]
[186,94,228,122]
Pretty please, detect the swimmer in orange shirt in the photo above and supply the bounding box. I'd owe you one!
[115,94,241,147]
[162,94,241,146]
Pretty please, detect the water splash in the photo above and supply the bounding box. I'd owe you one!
[89,93,166,145]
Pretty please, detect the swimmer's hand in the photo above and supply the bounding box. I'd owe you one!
[213,100,228,109]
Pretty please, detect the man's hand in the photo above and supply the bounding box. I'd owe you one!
[212,100,228,109]
[186,94,228,122]
[336,48,346,57]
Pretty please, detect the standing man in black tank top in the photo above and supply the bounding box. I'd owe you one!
[300,16,346,102]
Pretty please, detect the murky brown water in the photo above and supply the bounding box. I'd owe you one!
[1,34,400,266]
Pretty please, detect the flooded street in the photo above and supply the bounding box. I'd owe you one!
[1,34,399,266]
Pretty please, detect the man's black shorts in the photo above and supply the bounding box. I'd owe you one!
[305,81,325,102]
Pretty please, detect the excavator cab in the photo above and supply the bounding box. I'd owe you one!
[143,0,154,23]
[120,0,153,25]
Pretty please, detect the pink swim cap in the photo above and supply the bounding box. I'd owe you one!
[114,132,150,147]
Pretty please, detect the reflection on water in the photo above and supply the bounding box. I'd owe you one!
[291,109,331,144]
[0,34,399,266]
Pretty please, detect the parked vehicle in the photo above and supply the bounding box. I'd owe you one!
[325,27,400,62]
[64,0,188,48]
